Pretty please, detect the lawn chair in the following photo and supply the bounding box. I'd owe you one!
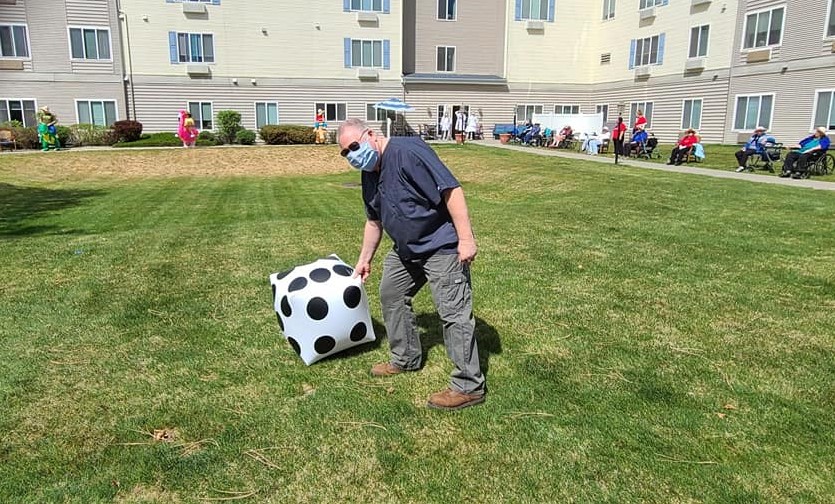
[745,142,783,173]
[599,138,610,154]
[0,128,17,151]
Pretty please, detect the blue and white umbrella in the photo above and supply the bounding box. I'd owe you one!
[372,97,415,113]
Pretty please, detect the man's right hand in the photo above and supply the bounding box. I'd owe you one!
[353,261,372,283]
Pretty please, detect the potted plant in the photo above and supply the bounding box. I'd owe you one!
[499,133,511,144]
[455,132,465,144]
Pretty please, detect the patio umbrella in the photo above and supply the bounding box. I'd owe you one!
[373,98,415,136]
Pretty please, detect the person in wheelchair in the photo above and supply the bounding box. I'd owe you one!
[735,126,768,172]
[623,129,648,157]
[515,120,532,143]
[522,123,542,145]
[780,127,831,178]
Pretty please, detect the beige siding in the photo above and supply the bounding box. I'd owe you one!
[0,0,27,23]
[0,80,123,125]
[412,0,505,76]
[65,0,110,26]
[25,0,72,73]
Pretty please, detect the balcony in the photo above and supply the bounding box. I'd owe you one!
[684,57,705,71]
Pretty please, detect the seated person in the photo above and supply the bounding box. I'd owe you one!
[548,125,573,148]
[623,129,648,157]
[515,120,532,143]
[735,126,768,172]
[780,127,831,178]
[667,128,699,165]
[523,123,541,145]
[583,127,610,155]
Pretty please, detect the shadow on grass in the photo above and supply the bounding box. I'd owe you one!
[0,183,103,239]
[417,313,502,378]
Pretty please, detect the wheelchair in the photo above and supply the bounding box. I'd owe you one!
[635,138,661,160]
[745,143,783,173]
[794,150,834,178]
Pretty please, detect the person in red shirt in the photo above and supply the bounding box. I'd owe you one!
[612,116,627,156]
[667,128,699,165]
[634,110,647,132]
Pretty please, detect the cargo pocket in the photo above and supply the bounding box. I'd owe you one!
[438,269,471,316]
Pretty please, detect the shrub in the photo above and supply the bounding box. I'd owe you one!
[235,129,257,145]
[68,124,115,147]
[1,120,23,128]
[55,125,74,147]
[196,130,220,147]
[260,125,315,145]
[11,126,38,149]
[113,132,182,148]
[216,110,242,145]
[112,120,143,143]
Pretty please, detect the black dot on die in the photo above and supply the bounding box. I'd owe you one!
[276,267,294,280]
[333,264,353,277]
[306,297,329,320]
[287,337,301,355]
[350,322,367,342]
[343,286,361,309]
[288,277,307,292]
[314,335,336,354]
[280,295,292,317]
[309,268,331,283]
[275,312,284,331]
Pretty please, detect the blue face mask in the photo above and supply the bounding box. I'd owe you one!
[345,141,379,172]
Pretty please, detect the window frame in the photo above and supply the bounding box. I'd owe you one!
[437,0,457,21]
[176,32,215,64]
[826,0,835,39]
[67,26,112,61]
[75,99,119,127]
[633,35,660,67]
[349,0,384,12]
[519,0,550,21]
[0,24,31,59]
[314,102,347,123]
[187,101,214,130]
[680,98,703,130]
[515,104,544,121]
[596,104,609,125]
[688,24,710,59]
[254,101,279,129]
[629,101,654,129]
[811,89,835,132]
[741,5,786,50]
[351,39,384,68]
[436,45,456,72]
[732,93,775,132]
[0,98,37,127]
[639,0,663,10]
[366,103,388,122]
[554,104,580,115]
[602,0,616,20]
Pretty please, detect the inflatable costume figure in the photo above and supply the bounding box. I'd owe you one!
[37,106,60,151]
[313,108,328,144]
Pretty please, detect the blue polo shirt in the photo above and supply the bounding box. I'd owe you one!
[361,137,461,260]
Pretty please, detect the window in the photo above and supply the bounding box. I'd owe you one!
[520,0,549,20]
[437,46,455,72]
[813,90,835,131]
[733,94,773,131]
[177,33,214,63]
[633,35,660,67]
[255,102,279,129]
[350,0,383,11]
[681,99,702,129]
[188,101,213,129]
[315,103,346,122]
[554,104,580,115]
[689,25,709,58]
[0,99,36,126]
[629,102,653,128]
[438,0,456,20]
[743,7,784,49]
[77,100,118,127]
[366,103,388,122]
[351,40,383,68]
[828,0,835,37]
[515,104,543,121]
[0,25,29,58]
[596,104,609,124]
[602,0,615,20]
[639,0,663,8]
[69,27,111,60]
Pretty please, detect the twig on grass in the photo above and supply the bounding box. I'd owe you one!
[506,411,556,420]
[199,489,257,501]
[656,454,718,465]
[335,421,387,431]
[244,449,280,469]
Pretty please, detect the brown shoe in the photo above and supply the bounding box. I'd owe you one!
[370,362,409,377]
[427,388,485,411]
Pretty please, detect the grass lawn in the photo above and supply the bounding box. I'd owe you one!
[1,145,834,503]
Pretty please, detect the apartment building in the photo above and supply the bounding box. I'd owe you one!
[0,0,126,129]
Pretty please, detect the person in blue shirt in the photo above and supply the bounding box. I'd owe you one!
[780,127,831,178]
[734,126,768,172]
[623,129,648,157]
[337,118,486,411]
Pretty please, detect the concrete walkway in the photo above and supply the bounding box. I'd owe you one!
[472,138,835,192]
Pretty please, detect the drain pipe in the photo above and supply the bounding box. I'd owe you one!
[116,0,136,120]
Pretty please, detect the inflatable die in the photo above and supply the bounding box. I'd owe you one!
[269,255,376,365]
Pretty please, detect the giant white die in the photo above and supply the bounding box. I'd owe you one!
[269,255,376,365]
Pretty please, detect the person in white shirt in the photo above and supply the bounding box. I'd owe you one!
[584,127,610,155]
[440,113,452,140]
[465,113,480,140]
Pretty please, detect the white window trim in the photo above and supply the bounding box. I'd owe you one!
[186,100,214,129]
[680,97,703,130]
[811,88,835,132]
[639,0,663,11]
[74,98,119,126]
[825,0,835,39]
[596,103,609,122]
[519,1,551,21]
[553,104,581,114]
[176,32,216,64]
[365,102,389,122]
[630,101,654,128]
[435,45,456,73]
[602,0,616,20]
[67,26,113,62]
[633,35,661,68]
[515,104,545,119]
[0,97,38,127]
[688,24,710,59]
[314,102,348,123]
[437,0,457,21]
[731,93,775,132]
[254,101,279,129]
[351,39,384,68]
[0,23,32,60]
[740,5,787,52]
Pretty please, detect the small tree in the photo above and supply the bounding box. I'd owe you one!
[216,110,242,145]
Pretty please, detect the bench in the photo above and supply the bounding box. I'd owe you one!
[492,124,516,139]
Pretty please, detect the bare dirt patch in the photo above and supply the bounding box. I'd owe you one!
[0,146,349,182]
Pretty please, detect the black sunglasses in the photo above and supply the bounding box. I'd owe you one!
[340,141,360,157]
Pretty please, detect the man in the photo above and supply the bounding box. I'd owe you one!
[780,127,831,178]
[735,126,768,172]
[667,128,699,166]
[337,118,486,411]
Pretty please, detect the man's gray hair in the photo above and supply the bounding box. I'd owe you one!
[337,118,369,143]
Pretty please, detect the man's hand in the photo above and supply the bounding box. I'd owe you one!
[458,239,477,265]
[353,261,372,283]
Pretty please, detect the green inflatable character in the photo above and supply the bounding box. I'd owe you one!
[37,106,61,151]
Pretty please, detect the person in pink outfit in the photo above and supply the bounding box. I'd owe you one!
[178,110,199,148]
